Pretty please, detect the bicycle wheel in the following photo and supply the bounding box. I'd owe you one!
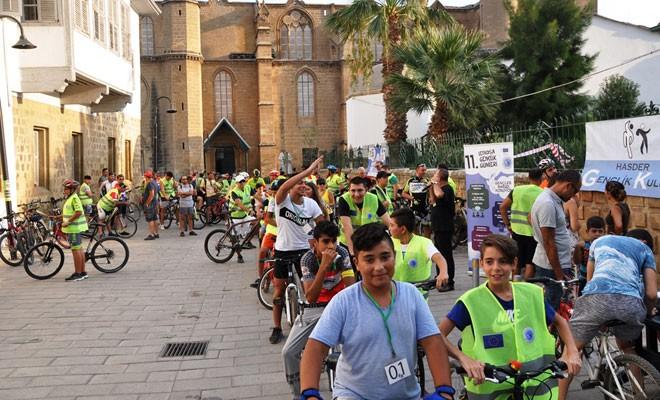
[0,232,24,267]
[416,349,426,395]
[128,202,142,221]
[604,353,660,399]
[90,237,129,273]
[452,215,467,249]
[198,205,208,225]
[193,209,206,230]
[204,229,236,263]
[257,266,275,310]
[449,362,468,400]
[114,216,138,238]
[23,242,64,280]
[164,209,175,229]
[285,284,300,328]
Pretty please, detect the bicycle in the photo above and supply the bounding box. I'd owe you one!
[199,197,230,227]
[161,198,179,229]
[256,257,305,327]
[452,197,467,249]
[452,360,568,400]
[23,217,130,280]
[204,215,260,263]
[0,201,50,267]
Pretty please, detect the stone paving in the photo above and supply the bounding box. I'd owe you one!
[0,224,596,399]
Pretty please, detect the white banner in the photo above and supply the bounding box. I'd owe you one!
[582,115,660,198]
[464,142,514,278]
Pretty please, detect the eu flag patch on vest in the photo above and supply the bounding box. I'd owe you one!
[483,334,504,349]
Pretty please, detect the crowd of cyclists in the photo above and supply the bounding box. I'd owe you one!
[48,154,658,400]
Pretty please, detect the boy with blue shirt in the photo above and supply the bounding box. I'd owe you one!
[559,229,657,398]
[299,223,453,400]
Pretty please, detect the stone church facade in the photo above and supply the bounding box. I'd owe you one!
[140,0,511,175]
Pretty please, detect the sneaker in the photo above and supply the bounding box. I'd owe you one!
[76,272,88,281]
[237,256,245,264]
[180,232,185,237]
[189,231,197,236]
[160,225,165,230]
[269,327,283,344]
[108,232,119,237]
[154,234,160,239]
[65,273,81,281]
[119,231,130,236]
[437,284,455,293]
[249,278,260,289]
[144,235,156,241]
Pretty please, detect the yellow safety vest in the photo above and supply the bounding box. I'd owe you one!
[97,188,118,212]
[459,283,557,399]
[510,185,543,237]
[338,192,379,246]
[62,194,88,234]
[78,182,93,206]
[393,234,433,297]
[229,186,252,219]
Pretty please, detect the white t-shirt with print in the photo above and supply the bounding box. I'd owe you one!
[275,194,323,251]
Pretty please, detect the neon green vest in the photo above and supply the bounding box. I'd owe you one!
[265,196,278,236]
[78,182,93,206]
[327,174,342,194]
[448,177,457,196]
[510,185,543,237]
[62,194,88,234]
[229,186,251,218]
[338,192,379,245]
[372,185,393,215]
[97,188,118,212]
[386,174,398,199]
[459,283,557,400]
[393,235,433,297]
[162,178,176,197]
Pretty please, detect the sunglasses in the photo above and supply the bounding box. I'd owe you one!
[417,164,427,168]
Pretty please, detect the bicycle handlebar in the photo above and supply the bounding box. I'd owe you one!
[526,277,580,289]
[454,360,567,384]
[413,280,437,291]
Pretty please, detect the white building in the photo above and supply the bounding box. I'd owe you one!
[0,0,159,208]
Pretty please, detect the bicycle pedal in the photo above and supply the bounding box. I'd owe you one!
[580,380,601,389]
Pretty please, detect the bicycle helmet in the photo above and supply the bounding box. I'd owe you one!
[537,158,556,171]
[327,164,338,172]
[62,179,79,189]
[269,170,280,177]
[253,169,261,177]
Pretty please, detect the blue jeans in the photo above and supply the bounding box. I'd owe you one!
[534,266,575,311]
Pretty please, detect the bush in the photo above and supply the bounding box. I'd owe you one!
[593,75,645,119]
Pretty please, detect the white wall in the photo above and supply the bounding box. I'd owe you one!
[73,31,133,94]
[346,94,431,147]
[582,16,660,103]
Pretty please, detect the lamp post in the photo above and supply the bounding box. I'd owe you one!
[0,14,37,221]
[152,95,176,172]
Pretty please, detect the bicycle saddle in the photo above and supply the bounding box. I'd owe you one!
[602,319,626,328]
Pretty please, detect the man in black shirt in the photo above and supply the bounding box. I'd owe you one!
[430,167,456,291]
[402,163,431,237]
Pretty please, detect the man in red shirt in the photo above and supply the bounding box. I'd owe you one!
[281,221,355,399]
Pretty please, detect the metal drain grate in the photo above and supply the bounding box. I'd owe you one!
[160,341,209,358]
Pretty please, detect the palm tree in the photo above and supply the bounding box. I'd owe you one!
[387,25,502,139]
[326,0,449,144]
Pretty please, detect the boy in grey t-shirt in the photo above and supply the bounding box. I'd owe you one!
[177,176,196,236]
[299,223,453,400]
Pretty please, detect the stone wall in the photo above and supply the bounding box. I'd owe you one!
[11,96,142,202]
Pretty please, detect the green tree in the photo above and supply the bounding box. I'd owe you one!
[326,0,449,144]
[593,75,645,119]
[499,0,595,125]
[388,25,502,138]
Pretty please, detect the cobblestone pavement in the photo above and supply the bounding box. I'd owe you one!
[0,224,596,399]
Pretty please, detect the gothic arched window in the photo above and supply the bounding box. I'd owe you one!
[297,72,314,117]
[140,16,154,56]
[214,71,233,122]
[280,10,312,60]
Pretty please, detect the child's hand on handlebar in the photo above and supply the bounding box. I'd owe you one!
[458,354,486,384]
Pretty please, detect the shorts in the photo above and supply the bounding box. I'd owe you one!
[206,196,218,206]
[570,294,646,343]
[512,232,537,268]
[68,232,82,250]
[97,207,110,221]
[273,249,306,280]
[179,207,194,216]
[261,232,276,250]
[83,204,94,216]
[144,207,158,222]
[160,199,171,208]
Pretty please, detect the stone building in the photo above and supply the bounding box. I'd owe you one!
[139,0,516,175]
[0,0,159,206]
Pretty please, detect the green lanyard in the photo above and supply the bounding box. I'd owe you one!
[362,283,397,358]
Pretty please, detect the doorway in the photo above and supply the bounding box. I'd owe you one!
[215,147,235,174]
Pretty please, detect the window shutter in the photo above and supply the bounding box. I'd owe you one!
[82,0,89,33]
[39,0,58,22]
[74,0,81,29]
[1,0,19,13]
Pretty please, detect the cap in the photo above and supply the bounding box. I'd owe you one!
[144,171,154,178]
[376,171,391,180]
[236,175,247,183]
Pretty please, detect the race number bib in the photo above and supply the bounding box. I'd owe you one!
[384,358,412,385]
[408,182,427,194]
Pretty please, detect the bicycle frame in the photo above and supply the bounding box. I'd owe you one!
[227,217,260,251]
[283,259,305,327]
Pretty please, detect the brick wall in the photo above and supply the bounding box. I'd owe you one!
[11,96,141,202]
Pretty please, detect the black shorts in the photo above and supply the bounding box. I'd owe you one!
[273,249,306,280]
[144,207,158,222]
[511,232,537,269]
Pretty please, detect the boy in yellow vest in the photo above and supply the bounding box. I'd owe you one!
[439,234,581,400]
[389,208,448,297]
[62,179,89,281]
[78,175,94,218]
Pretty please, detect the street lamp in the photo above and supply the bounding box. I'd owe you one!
[0,14,36,223]
[153,96,176,172]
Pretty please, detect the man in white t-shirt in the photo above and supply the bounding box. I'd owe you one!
[270,156,325,344]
